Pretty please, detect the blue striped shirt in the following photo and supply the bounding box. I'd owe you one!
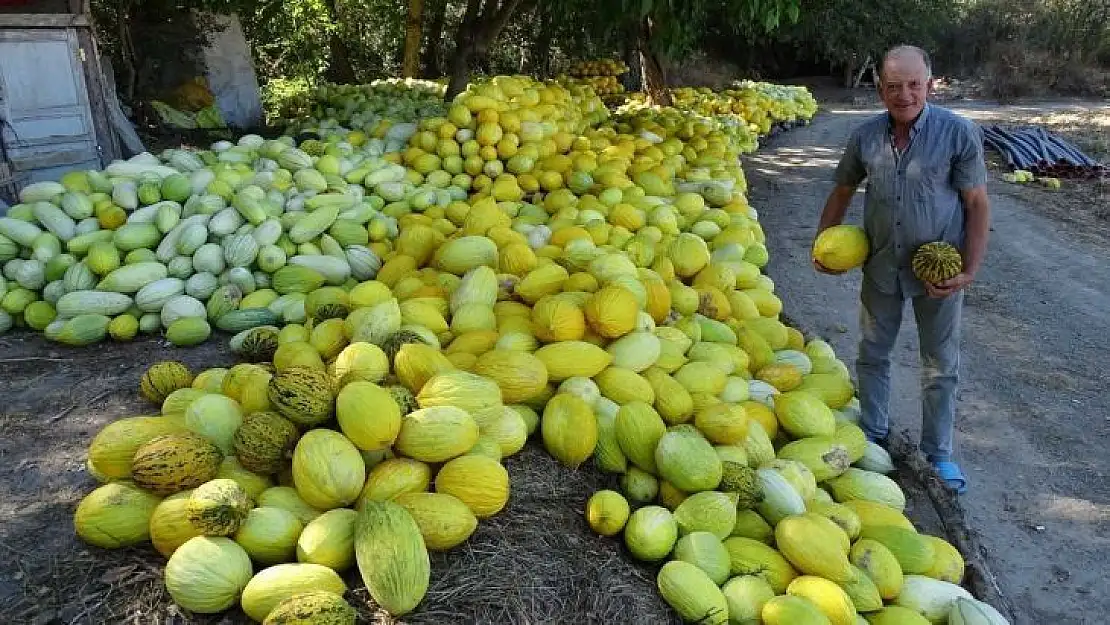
[834,104,988,296]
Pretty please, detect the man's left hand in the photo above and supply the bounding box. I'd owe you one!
[926,273,973,298]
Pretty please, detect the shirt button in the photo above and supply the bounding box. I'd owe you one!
[896,221,902,225]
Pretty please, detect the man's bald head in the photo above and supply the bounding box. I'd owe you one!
[880,45,933,82]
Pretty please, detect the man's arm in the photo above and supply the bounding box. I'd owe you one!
[928,185,990,296]
[818,185,858,233]
[958,185,990,277]
[814,131,865,274]
[928,121,991,297]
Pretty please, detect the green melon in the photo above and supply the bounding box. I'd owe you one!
[858,525,935,575]
[656,560,729,625]
[654,424,722,493]
[354,500,431,616]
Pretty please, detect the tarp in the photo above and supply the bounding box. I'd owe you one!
[199,13,263,129]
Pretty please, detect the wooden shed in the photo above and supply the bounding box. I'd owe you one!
[0,0,119,199]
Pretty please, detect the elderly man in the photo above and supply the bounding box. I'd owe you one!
[814,45,991,494]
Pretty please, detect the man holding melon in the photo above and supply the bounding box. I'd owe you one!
[812,45,991,494]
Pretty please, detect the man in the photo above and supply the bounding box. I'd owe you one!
[813,45,991,494]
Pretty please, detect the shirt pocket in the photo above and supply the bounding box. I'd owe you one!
[910,157,952,204]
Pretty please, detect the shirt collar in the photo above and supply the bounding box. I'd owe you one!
[888,102,930,137]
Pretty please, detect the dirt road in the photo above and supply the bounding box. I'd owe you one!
[746,103,1110,625]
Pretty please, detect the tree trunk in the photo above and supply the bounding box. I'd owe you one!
[402,0,425,78]
[445,0,534,99]
[638,18,672,106]
[324,0,357,84]
[622,23,642,92]
[528,3,553,78]
[421,0,448,77]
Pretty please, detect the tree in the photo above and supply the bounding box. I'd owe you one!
[614,0,800,104]
[445,0,537,98]
[402,0,426,78]
[323,0,358,83]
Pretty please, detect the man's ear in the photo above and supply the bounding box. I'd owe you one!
[926,77,936,97]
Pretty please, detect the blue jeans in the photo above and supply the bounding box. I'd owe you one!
[856,279,963,462]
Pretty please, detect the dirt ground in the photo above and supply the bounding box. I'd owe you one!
[746,101,1110,625]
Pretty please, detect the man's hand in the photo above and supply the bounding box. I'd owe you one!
[925,272,973,298]
[813,258,847,275]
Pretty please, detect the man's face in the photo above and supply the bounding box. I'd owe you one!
[878,56,932,125]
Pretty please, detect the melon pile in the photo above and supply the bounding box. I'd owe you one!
[559,58,630,104]
[54,74,1009,624]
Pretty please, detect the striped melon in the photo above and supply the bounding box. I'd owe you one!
[186,478,253,536]
[131,433,223,495]
[268,367,335,427]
